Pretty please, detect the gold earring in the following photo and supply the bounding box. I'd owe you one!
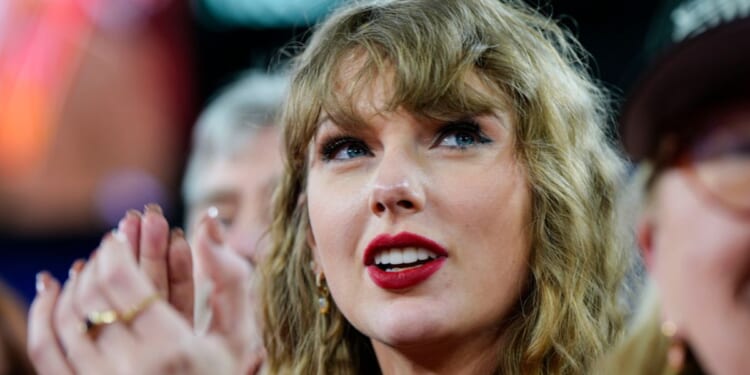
[316,272,330,315]
[661,320,685,373]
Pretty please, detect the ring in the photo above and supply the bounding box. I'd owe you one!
[81,294,160,339]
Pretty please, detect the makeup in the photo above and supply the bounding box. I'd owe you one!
[364,232,448,289]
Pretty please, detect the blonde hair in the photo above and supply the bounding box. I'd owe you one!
[263,0,633,373]
[597,284,674,375]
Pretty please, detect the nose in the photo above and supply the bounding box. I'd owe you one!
[368,151,425,217]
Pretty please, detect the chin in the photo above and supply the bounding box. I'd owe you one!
[364,300,453,347]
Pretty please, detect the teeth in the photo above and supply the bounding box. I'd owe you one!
[374,248,439,265]
[390,249,403,265]
[403,248,417,263]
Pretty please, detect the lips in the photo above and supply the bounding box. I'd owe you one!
[364,232,448,289]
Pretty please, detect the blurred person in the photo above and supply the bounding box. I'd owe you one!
[599,0,750,374]
[182,69,286,369]
[0,280,34,375]
[26,70,287,375]
[182,70,286,266]
[25,0,636,374]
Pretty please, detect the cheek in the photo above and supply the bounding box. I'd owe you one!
[438,164,530,236]
[653,177,750,321]
[306,176,368,266]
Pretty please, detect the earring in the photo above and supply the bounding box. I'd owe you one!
[316,272,330,315]
[661,320,685,373]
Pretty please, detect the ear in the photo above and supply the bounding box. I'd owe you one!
[636,213,656,272]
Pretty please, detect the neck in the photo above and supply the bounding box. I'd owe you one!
[372,328,504,375]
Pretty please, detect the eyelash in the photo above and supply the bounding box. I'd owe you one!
[317,119,492,161]
[319,136,372,162]
[434,119,492,149]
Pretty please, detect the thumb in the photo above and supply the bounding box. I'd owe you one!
[192,215,261,369]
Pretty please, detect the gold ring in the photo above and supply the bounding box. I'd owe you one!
[120,294,160,323]
[81,294,160,339]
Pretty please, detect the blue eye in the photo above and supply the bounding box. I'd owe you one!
[321,136,373,161]
[436,120,491,149]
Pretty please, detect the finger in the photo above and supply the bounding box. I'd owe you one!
[167,228,194,325]
[54,260,109,374]
[117,209,142,259]
[139,203,170,299]
[96,232,191,341]
[28,272,74,375]
[194,215,261,367]
[74,247,138,367]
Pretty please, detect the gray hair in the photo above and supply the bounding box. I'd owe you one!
[182,70,288,207]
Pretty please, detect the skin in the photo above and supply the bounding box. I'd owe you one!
[185,126,282,267]
[27,126,282,375]
[306,70,532,374]
[27,209,258,374]
[185,126,282,370]
[639,103,750,375]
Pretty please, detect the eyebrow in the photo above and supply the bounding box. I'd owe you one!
[191,190,239,208]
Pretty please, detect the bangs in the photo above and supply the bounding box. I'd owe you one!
[309,4,512,131]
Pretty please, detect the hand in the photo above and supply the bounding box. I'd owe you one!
[192,213,265,374]
[27,231,237,375]
[116,205,194,325]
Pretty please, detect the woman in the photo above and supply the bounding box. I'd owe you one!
[599,3,750,374]
[263,0,632,373]
[27,0,632,374]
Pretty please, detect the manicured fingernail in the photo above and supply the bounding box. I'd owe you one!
[36,272,49,293]
[113,228,128,243]
[117,218,126,233]
[69,259,85,279]
[170,227,185,241]
[144,203,163,215]
[126,209,142,219]
[207,206,218,219]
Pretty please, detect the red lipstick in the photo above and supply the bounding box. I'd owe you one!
[364,232,448,289]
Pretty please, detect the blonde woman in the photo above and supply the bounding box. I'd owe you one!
[264,0,633,373]
[599,1,750,374]
[26,0,632,374]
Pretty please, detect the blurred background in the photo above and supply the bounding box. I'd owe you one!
[0,0,657,304]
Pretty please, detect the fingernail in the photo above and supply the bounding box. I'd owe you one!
[69,259,85,279]
[117,218,126,233]
[170,227,185,241]
[36,272,49,293]
[113,228,128,243]
[207,206,218,219]
[126,209,142,219]
[144,203,163,215]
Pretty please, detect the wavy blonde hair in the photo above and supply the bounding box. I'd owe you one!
[263,0,633,373]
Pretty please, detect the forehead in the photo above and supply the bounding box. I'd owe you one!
[193,128,282,200]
